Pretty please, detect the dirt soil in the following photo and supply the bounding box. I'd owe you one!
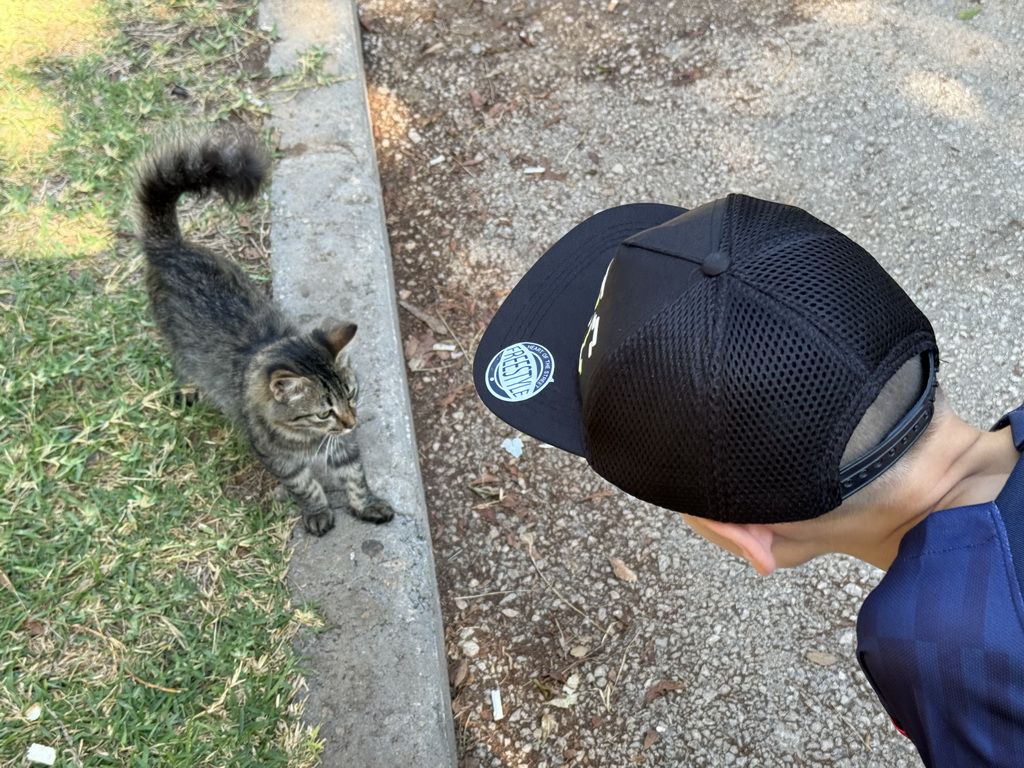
[357,1,945,766]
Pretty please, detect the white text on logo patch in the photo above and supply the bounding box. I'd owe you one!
[485,343,555,402]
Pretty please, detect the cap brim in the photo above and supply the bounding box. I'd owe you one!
[474,203,687,456]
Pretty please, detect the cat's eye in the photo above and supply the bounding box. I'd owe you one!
[316,410,332,419]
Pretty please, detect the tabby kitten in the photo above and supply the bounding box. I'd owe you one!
[133,128,394,536]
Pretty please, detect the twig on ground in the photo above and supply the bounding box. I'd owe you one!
[523,533,607,635]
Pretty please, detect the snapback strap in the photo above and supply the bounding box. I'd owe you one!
[839,352,938,498]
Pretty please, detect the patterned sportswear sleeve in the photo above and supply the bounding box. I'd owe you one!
[857,501,1024,767]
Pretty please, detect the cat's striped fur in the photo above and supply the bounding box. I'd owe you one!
[133,127,393,535]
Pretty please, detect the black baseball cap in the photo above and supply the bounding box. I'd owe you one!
[473,194,939,524]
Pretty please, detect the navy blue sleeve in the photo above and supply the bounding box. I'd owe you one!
[857,502,1024,767]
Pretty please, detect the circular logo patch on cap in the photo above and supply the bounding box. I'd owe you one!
[485,342,555,403]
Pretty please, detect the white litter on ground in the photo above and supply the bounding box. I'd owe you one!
[26,744,56,765]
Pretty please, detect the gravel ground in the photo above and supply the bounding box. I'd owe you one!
[359,1,1024,765]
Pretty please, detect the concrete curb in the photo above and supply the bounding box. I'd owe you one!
[258,0,457,765]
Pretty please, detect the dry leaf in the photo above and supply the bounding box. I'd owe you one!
[538,169,568,181]
[0,567,17,596]
[403,336,420,360]
[404,330,438,371]
[450,658,469,688]
[644,679,684,704]
[608,557,637,582]
[398,300,448,335]
[548,673,580,707]
[23,619,46,637]
[806,651,840,666]
[438,383,474,408]
[642,728,659,750]
[547,691,579,708]
[469,481,502,501]
[451,690,472,717]
[540,713,558,739]
[468,89,487,109]
[499,492,522,510]
[476,507,500,525]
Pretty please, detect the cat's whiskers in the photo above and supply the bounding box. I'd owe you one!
[314,433,332,459]
[324,433,341,462]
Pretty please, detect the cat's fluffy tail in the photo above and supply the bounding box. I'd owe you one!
[133,127,269,249]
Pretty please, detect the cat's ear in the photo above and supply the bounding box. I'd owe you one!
[269,369,310,404]
[324,323,357,362]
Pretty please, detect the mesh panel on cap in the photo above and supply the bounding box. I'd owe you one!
[734,239,930,373]
[582,284,714,516]
[580,194,937,524]
[724,195,936,410]
[583,282,861,522]
[727,194,837,256]
[712,283,860,521]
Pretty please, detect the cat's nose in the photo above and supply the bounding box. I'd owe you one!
[337,410,356,430]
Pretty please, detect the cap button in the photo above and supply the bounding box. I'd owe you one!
[701,249,730,276]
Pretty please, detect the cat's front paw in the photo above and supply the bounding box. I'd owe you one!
[303,508,336,537]
[353,496,394,524]
[172,387,200,407]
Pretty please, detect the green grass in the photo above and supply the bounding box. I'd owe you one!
[1,0,326,765]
